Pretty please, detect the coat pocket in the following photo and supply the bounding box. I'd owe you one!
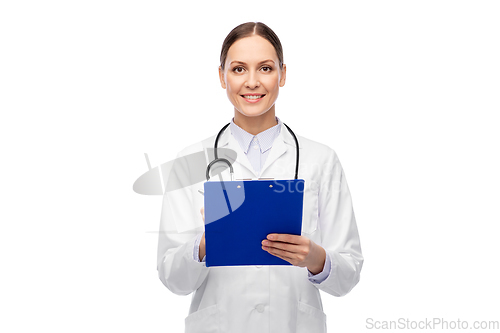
[185,304,219,333]
[301,187,319,234]
[296,301,327,333]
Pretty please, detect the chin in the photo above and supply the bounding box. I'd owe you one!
[237,107,272,118]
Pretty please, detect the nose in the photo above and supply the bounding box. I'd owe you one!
[245,72,260,89]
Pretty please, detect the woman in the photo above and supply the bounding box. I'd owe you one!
[157,22,363,333]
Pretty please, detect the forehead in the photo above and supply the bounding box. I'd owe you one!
[226,35,278,64]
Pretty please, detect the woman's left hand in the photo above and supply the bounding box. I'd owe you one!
[262,234,326,275]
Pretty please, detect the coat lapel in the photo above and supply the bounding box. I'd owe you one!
[215,127,258,179]
[260,123,301,177]
[260,131,287,176]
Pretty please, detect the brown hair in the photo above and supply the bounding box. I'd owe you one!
[220,22,284,70]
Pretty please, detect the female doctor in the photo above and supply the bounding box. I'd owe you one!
[157,22,363,333]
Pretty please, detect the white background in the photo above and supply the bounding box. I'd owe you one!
[1,0,499,332]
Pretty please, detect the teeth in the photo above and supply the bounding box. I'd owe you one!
[243,95,264,99]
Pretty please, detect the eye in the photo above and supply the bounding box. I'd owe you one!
[261,66,272,72]
[232,66,245,73]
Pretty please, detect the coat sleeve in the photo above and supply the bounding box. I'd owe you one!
[156,151,209,296]
[312,149,364,297]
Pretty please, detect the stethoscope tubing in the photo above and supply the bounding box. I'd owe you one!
[206,122,300,181]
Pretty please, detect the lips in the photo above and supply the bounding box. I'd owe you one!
[241,94,266,100]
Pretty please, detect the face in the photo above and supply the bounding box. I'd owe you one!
[219,35,286,118]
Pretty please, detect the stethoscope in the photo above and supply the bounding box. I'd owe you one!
[205,122,300,181]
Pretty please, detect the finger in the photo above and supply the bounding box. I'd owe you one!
[263,247,298,266]
[264,237,306,253]
[266,251,294,265]
[265,242,309,258]
[262,245,295,261]
[262,240,298,253]
[267,233,303,244]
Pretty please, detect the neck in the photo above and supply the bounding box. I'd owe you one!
[233,106,278,135]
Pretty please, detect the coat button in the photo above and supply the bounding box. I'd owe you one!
[255,304,265,313]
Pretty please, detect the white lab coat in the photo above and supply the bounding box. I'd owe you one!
[157,122,363,333]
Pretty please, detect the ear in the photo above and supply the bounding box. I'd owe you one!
[219,66,226,89]
[279,64,286,87]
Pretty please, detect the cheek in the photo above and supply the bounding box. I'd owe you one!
[262,76,280,92]
[226,77,243,94]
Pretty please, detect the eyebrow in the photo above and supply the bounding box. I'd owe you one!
[229,59,275,66]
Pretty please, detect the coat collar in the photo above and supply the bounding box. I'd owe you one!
[229,118,281,154]
[215,120,301,178]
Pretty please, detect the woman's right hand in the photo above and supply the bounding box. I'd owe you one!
[199,207,206,261]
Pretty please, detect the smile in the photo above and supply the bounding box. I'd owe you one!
[241,94,265,102]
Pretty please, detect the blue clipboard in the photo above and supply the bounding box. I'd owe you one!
[204,179,305,267]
